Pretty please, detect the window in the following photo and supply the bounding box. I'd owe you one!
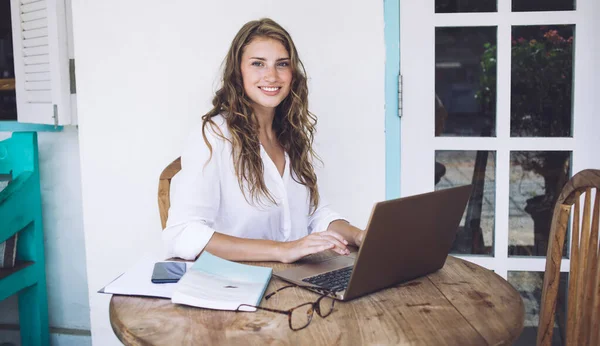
[0,0,17,121]
[1,0,76,126]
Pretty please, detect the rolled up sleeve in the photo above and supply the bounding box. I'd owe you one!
[307,194,348,234]
[162,124,221,260]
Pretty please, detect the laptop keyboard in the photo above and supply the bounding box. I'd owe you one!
[302,266,353,292]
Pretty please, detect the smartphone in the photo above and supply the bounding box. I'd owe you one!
[151,261,186,284]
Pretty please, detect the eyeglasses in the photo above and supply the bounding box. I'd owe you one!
[235,284,338,331]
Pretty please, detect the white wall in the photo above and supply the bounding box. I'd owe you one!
[71,0,386,344]
[0,128,91,345]
[574,0,600,173]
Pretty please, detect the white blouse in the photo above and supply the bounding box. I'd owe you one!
[162,115,346,260]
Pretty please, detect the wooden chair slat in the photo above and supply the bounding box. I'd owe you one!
[538,170,600,346]
[567,193,581,345]
[566,193,581,346]
[160,157,181,180]
[587,190,600,345]
[537,204,570,346]
[592,262,600,346]
[158,180,171,230]
[158,157,182,230]
[576,189,592,345]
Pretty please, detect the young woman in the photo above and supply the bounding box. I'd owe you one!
[163,18,364,263]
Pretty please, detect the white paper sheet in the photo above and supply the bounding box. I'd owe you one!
[99,256,189,299]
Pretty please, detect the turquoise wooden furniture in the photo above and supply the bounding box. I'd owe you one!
[0,132,50,346]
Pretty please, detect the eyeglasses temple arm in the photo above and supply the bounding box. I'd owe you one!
[236,304,290,316]
[264,284,296,300]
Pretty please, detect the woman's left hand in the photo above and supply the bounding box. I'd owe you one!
[327,220,365,247]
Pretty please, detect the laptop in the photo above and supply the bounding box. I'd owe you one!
[274,184,473,301]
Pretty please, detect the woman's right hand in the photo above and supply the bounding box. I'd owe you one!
[277,231,350,264]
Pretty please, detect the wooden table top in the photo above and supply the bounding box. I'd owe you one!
[110,253,524,345]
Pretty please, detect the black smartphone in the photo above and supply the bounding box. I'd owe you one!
[151,262,186,284]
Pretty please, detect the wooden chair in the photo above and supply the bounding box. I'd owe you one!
[158,157,181,230]
[0,132,50,346]
[537,169,600,346]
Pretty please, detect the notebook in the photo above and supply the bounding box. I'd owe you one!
[171,251,272,311]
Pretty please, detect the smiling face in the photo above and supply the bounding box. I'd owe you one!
[240,37,293,116]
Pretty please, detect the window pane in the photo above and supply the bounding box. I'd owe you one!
[436,0,497,13]
[436,27,497,137]
[435,150,495,255]
[511,25,574,137]
[0,0,17,121]
[512,0,575,12]
[509,151,571,257]
[508,271,567,346]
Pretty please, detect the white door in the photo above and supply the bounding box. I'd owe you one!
[400,0,599,341]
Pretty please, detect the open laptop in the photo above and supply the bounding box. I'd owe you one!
[274,184,473,301]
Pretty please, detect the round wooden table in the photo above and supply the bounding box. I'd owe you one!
[110,254,524,345]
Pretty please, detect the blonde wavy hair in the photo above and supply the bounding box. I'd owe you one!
[202,18,320,211]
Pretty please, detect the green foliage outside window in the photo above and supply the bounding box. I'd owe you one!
[477,27,573,255]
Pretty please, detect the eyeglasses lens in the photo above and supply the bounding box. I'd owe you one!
[290,304,314,330]
[318,295,335,317]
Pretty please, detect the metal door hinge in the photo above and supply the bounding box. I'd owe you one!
[69,59,76,94]
[398,74,403,118]
[53,104,58,128]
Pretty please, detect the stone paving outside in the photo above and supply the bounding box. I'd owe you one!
[436,150,546,252]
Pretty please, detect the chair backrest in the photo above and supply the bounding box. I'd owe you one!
[538,169,600,346]
[0,132,49,344]
[0,132,42,265]
[158,157,181,230]
[0,132,38,178]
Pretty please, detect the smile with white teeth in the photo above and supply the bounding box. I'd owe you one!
[260,87,280,92]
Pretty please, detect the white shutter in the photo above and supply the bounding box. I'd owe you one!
[10,0,73,125]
